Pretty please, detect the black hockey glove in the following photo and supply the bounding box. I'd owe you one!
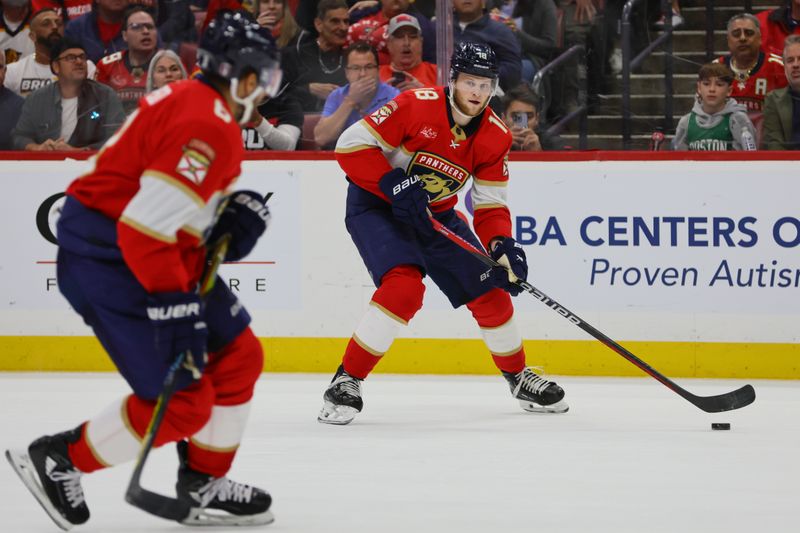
[489,237,528,296]
[208,190,271,262]
[147,292,208,378]
[379,168,433,236]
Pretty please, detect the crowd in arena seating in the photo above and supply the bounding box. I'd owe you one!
[1,0,799,151]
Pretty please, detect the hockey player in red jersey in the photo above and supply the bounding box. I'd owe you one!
[5,11,282,529]
[317,42,568,426]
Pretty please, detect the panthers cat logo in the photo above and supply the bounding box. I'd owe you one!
[408,152,471,202]
[418,173,458,202]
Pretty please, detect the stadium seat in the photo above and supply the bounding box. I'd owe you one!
[179,42,198,73]
[298,113,322,151]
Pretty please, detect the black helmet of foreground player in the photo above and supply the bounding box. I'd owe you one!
[448,41,499,120]
[198,10,282,125]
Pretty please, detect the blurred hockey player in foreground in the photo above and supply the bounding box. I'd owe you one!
[6,11,281,530]
[318,42,569,426]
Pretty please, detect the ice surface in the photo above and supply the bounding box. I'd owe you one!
[1,373,798,532]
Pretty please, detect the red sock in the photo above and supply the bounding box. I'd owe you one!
[342,337,382,379]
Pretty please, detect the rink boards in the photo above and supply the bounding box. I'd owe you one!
[1,152,798,379]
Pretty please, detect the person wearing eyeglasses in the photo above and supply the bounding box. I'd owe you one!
[314,40,398,148]
[65,0,130,63]
[714,13,787,116]
[95,6,158,114]
[12,37,124,150]
[4,8,97,96]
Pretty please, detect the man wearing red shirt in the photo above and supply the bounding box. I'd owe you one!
[379,13,437,91]
[95,5,157,113]
[716,13,787,113]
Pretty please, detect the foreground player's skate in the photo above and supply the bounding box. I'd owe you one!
[318,364,363,425]
[175,441,273,526]
[5,428,89,531]
[503,367,569,413]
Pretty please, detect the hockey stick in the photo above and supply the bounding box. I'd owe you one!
[428,215,756,413]
[125,233,231,521]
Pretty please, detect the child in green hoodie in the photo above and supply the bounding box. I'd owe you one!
[673,62,757,150]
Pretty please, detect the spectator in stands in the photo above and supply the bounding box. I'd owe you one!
[95,6,157,113]
[32,0,92,22]
[672,63,757,151]
[756,0,800,57]
[65,0,129,63]
[314,40,398,148]
[281,0,349,112]
[379,13,435,90]
[653,0,683,28]
[256,0,307,48]
[242,90,304,150]
[144,48,186,92]
[347,0,436,63]
[12,38,124,150]
[4,9,100,96]
[492,0,557,81]
[1,0,34,63]
[0,51,24,149]
[762,35,800,150]
[452,0,522,91]
[716,13,787,115]
[502,84,566,151]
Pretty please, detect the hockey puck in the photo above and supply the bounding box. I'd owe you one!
[711,423,731,430]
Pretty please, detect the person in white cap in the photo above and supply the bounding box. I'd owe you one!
[379,13,437,91]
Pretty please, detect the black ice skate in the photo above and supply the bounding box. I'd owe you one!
[5,427,89,531]
[317,364,363,425]
[175,441,274,526]
[503,367,569,413]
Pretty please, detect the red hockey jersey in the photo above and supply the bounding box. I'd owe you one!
[335,86,513,248]
[66,79,244,293]
[716,52,787,112]
[95,50,148,114]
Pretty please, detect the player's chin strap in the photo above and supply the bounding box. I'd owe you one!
[229,78,266,126]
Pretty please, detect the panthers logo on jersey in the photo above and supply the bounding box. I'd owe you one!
[407,152,470,202]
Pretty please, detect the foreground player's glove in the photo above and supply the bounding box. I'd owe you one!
[208,190,271,261]
[147,292,208,378]
[489,237,528,296]
[379,168,433,235]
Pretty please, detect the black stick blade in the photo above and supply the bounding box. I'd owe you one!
[692,384,756,413]
[125,487,191,521]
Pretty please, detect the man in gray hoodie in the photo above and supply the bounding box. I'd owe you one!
[673,62,757,151]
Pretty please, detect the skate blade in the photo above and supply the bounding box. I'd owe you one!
[519,399,569,414]
[317,401,358,425]
[5,449,75,531]
[180,507,275,526]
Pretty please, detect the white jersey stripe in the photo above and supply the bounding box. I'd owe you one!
[120,172,207,242]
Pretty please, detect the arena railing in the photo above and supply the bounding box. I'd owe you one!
[531,44,589,150]
[621,0,675,149]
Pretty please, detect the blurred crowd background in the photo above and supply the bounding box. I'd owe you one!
[1,0,799,152]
